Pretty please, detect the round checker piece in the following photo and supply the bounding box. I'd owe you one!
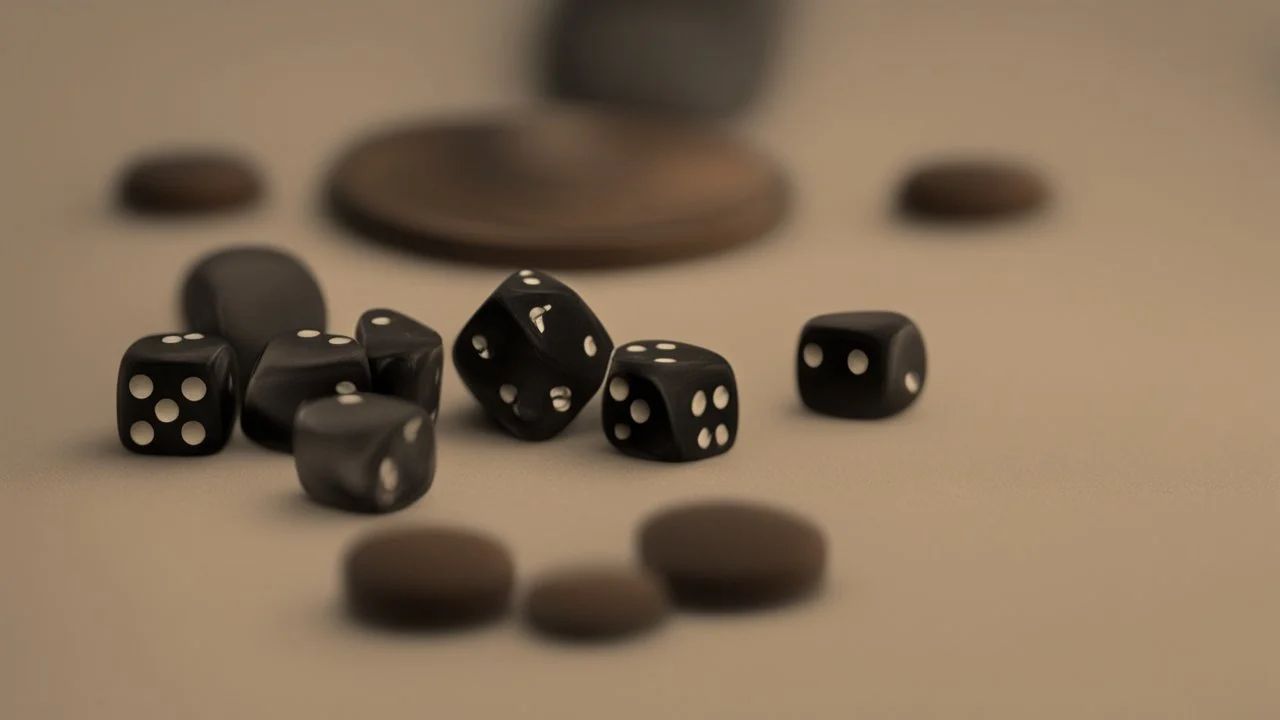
[897,159,1048,221]
[638,499,827,610]
[325,106,790,268]
[343,526,515,630]
[117,151,263,215]
[523,565,670,642]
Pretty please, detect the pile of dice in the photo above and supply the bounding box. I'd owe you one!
[116,245,927,515]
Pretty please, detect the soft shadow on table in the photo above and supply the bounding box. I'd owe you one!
[436,404,602,444]
[315,597,514,646]
[264,488,361,524]
[887,206,1056,241]
[516,621,677,653]
[670,583,835,621]
[779,400,923,429]
[61,432,274,463]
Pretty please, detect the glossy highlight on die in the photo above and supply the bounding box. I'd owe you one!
[116,332,238,456]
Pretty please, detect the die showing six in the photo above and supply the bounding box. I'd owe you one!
[603,340,738,463]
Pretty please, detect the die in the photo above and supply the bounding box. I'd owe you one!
[117,332,238,456]
[602,340,738,462]
[452,269,614,441]
[293,393,436,514]
[240,329,372,452]
[354,308,444,423]
[796,311,927,419]
[181,246,327,395]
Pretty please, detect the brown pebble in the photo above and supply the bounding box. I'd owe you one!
[897,159,1048,221]
[523,564,670,642]
[638,499,827,611]
[343,526,515,629]
[118,151,262,215]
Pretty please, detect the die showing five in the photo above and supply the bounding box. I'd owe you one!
[453,270,614,442]
[117,333,238,456]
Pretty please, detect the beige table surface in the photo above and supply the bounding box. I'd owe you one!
[3,1,1279,718]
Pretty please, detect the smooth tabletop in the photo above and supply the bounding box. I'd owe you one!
[2,2,1279,718]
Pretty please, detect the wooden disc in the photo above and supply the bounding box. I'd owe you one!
[638,499,827,611]
[897,159,1049,222]
[523,564,670,642]
[325,106,789,268]
[343,526,515,630]
[118,151,262,215]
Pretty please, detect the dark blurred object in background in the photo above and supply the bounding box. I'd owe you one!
[543,0,784,119]
[117,150,263,216]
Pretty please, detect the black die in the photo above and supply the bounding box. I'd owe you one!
[293,393,436,514]
[355,308,444,423]
[602,340,738,462]
[241,329,372,452]
[117,332,237,456]
[796,311,926,419]
[452,269,613,441]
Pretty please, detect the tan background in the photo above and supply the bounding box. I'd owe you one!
[2,1,1279,718]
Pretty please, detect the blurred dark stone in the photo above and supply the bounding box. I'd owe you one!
[544,0,784,119]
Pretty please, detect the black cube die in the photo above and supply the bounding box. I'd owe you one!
[453,269,613,441]
[240,329,372,453]
[602,340,738,462]
[796,311,926,419]
[293,393,436,514]
[117,332,238,456]
[355,308,444,423]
